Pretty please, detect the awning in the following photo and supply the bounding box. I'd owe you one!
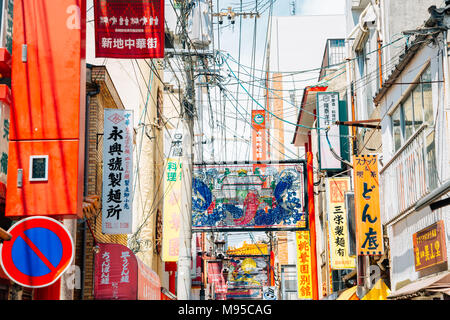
[362,279,390,300]
[388,271,450,299]
[337,286,359,300]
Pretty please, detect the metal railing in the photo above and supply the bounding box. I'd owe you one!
[380,126,429,224]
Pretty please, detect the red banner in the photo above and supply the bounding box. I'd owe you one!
[94,243,161,300]
[94,243,138,300]
[94,0,164,58]
[207,261,227,300]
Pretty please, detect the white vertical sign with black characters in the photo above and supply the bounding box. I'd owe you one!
[102,109,133,234]
[316,92,341,170]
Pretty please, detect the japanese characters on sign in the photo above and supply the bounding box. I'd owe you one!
[353,155,384,255]
[102,109,133,234]
[94,0,164,58]
[0,101,10,199]
[0,0,14,53]
[413,220,447,272]
[95,243,138,300]
[162,131,183,261]
[325,177,355,269]
[316,92,342,170]
[296,231,313,299]
[94,243,161,300]
[252,110,267,162]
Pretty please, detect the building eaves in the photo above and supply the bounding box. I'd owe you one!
[373,34,433,105]
[373,6,449,105]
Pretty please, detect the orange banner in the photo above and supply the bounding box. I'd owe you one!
[296,231,313,299]
[252,110,267,161]
[353,155,384,255]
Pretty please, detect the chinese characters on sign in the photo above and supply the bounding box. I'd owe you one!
[413,220,447,271]
[102,109,133,234]
[296,231,313,299]
[325,177,355,269]
[94,0,164,58]
[162,131,183,261]
[316,92,342,170]
[252,110,267,161]
[354,155,383,255]
[0,102,10,199]
[94,243,137,300]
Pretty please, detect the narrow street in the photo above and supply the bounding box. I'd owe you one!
[0,0,448,308]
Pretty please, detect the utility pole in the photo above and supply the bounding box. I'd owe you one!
[177,1,195,300]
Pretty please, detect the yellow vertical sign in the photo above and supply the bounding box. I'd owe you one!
[162,158,182,261]
[353,155,384,255]
[296,231,313,299]
[326,177,355,269]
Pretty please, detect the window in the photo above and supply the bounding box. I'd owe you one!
[390,65,433,153]
[392,107,402,152]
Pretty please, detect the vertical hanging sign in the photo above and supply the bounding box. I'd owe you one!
[162,131,183,262]
[353,155,383,255]
[94,0,165,58]
[316,92,341,170]
[102,109,134,234]
[252,110,267,161]
[325,177,355,269]
[296,231,313,300]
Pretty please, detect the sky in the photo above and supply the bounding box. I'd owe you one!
[199,0,347,162]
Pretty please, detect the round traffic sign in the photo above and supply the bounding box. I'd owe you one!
[0,216,74,288]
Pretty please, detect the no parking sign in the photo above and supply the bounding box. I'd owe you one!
[0,216,74,288]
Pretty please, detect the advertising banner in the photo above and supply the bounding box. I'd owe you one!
[137,259,161,300]
[325,177,355,269]
[162,130,183,262]
[102,109,133,234]
[192,161,307,231]
[225,256,269,290]
[354,155,383,255]
[94,243,161,300]
[94,0,164,58]
[162,157,182,262]
[94,243,138,300]
[251,110,267,162]
[0,101,9,200]
[316,92,341,170]
[296,230,313,299]
[207,261,227,300]
[413,220,447,271]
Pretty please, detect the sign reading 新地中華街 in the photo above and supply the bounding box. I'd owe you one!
[94,0,165,59]
[102,109,133,235]
[413,220,447,271]
[316,92,341,170]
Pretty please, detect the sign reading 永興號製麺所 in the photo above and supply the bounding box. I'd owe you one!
[94,0,165,59]
[102,109,133,234]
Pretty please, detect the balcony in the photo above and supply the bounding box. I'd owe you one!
[380,125,435,224]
